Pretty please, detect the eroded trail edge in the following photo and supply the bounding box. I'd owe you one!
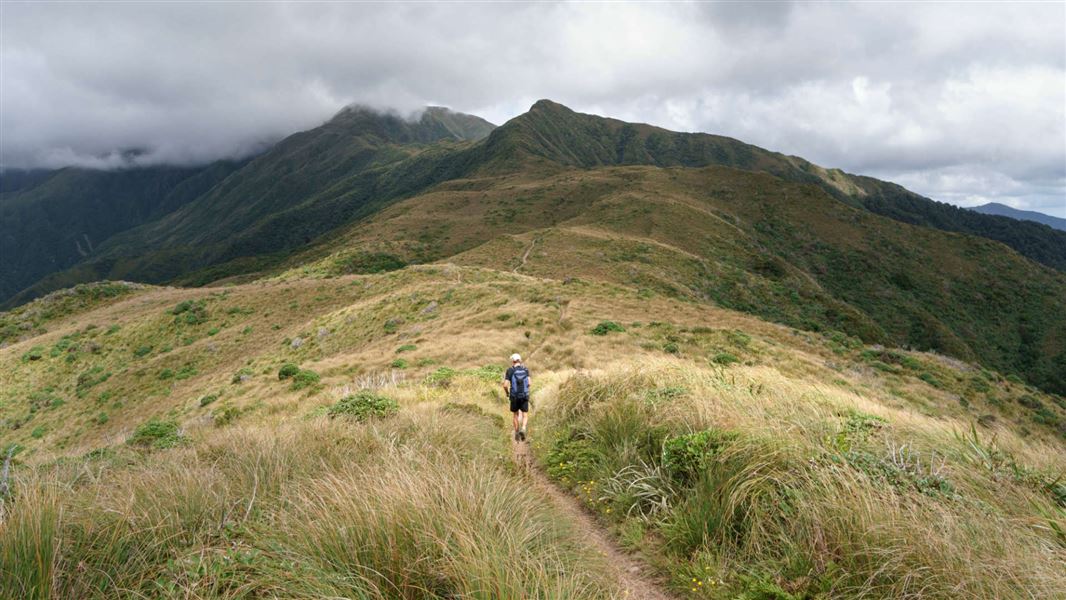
[512,440,676,600]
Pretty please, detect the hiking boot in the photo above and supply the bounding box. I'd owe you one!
[519,428,527,442]
[514,430,520,442]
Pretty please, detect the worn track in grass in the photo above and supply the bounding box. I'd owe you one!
[512,438,676,600]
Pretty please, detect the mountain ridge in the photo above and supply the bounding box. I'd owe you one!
[970,202,1066,231]
[3,100,1066,394]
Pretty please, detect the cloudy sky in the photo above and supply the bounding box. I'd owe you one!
[3,2,1064,216]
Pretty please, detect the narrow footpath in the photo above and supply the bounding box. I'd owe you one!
[512,440,677,600]
[513,237,538,273]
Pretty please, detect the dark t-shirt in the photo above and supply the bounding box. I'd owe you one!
[504,365,531,398]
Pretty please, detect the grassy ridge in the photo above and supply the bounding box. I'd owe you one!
[293,164,1066,395]
[534,361,1066,598]
[2,400,617,598]
[2,265,1064,598]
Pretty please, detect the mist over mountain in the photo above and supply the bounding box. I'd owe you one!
[4,5,1065,597]
[2,101,1065,397]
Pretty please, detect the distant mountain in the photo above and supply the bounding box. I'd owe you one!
[0,161,245,302]
[281,100,1066,394]
[479,101,1066,271]
[3,100,1065,394]
[970,202,1066,231]
[1,106,495,305]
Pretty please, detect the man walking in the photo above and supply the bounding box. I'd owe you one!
[503,353,531,441]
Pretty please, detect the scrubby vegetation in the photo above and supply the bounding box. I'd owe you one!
[327,391,399,422]
[535,363,1066,598]
[1,262,1062,599]
[0,410,617,598]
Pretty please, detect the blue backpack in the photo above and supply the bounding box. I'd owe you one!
[510,366,529,399]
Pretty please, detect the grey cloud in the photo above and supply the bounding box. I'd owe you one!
[2,2,1063,216]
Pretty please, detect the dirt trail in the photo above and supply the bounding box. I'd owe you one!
[511,440,676,600]
[513,237,538,273]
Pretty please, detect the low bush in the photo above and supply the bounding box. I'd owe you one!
[126,419,183,449]
[590,321,626,336]
[231,367,254,384]
[713,352,739,365]
[661,429,740,484]
[328,392,399,422]
[21,346,45,362]
[169,299,208,325]
[424,367,458,387]
[278,363,300,380]
[290,369,320,391]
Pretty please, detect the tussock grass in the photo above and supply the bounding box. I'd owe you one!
[1,402,620,599]
[535,358,1066,598]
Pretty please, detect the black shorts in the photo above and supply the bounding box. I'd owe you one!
[509,396,529,413]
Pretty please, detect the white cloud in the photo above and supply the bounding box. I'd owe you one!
[2,2,1063,216]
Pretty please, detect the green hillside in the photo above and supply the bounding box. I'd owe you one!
[2,106,496,306]
[0,161,244,301]
[5,101,1065,398]
[1,268,1063,598]
[288,162,1066,396]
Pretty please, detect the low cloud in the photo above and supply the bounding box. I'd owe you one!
[2,2,1063,215]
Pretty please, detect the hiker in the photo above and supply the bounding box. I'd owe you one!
[503,353,531,441]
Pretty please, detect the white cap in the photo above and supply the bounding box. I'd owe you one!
[510,353,522,362]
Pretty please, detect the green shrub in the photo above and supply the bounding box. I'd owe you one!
[174,364,197,380]
[207,327,220,336]
[132,345,153,358]
[662,342,680,354]
[278,363,300,380]
[1006,374,1025,384]
[425,367,458,387]
[231,367,254,384]
[198,394,219,407]
[21,346,45,362]
[212,404,242,426]
[158,368,175,380]
[662,429,739,484]
[391,358,408,369]
[465,365,503,382]
[30,426,46,439]
[396,344,417,353]
[127,419,182,449]
[94,412,109,425]
[328,391,399,422]
[170,300,209,325]
[291,369,320,391]
[333,251,406,274]
[713,352,740,365]
[590,321,626,336]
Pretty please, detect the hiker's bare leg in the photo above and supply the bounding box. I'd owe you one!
[512,411,519,432]
[519,410,528,431]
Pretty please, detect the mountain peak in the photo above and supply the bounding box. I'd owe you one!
[325,104,494,144]
[529,98,573,113]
